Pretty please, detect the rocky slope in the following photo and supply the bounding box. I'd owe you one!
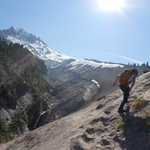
[1,72,150,150]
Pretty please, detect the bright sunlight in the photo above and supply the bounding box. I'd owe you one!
[97,0,124,11]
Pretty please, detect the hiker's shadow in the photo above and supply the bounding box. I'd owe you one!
[115,106,150,150]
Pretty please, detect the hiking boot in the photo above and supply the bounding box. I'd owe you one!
[118,108,126,113]
[126,101,129,105]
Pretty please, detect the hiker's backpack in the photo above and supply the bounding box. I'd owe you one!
[119,69,133,85]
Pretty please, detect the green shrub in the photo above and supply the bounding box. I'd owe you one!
[0,115,13,144]
[0,112,28,144]
[117,118,126,128]
[0,116,3,131]
[147,121,150,127]
[8,112,27,132]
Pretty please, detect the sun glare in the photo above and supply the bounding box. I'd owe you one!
[97,0,124,11]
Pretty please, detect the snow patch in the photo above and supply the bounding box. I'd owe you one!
[83,81,100,102]
[91,79,100,88]
[68,59,123,71]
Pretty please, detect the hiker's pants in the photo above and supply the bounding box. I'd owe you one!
[119,85,129,102]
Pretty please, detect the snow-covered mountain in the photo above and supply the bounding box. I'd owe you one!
[0,27,123,70]
[0,27,72,62]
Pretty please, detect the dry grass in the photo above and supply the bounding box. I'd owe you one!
[131,96,150,118]
[132,96,146,110]
[116,118,126,129]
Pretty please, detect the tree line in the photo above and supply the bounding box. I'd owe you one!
[128,61,149,68]
[0,38,30,63]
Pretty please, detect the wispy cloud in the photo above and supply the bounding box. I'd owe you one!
[104,51,143,65]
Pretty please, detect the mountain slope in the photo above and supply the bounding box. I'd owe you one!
[1,72,150,150]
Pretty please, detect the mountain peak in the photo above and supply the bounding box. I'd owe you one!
[1,26,26,36]
[0,27,72,62]
[9,26,24,32]
[15,27,25,32]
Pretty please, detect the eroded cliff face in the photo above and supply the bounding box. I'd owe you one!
[0,40,57,143]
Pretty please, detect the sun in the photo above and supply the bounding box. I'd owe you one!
[97,0,124,11]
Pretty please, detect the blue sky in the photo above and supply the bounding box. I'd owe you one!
[0,0,150,65]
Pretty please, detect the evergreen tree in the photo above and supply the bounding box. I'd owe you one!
[146,61,149,67]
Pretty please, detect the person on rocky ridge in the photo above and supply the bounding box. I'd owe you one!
[113,68,138,112]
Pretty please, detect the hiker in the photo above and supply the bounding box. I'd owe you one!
[113,68,138,112]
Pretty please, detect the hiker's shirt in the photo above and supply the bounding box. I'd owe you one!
[127,74,136,86]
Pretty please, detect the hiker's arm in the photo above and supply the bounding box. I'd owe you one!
[113,75,120,86]
[129,80,135,91]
